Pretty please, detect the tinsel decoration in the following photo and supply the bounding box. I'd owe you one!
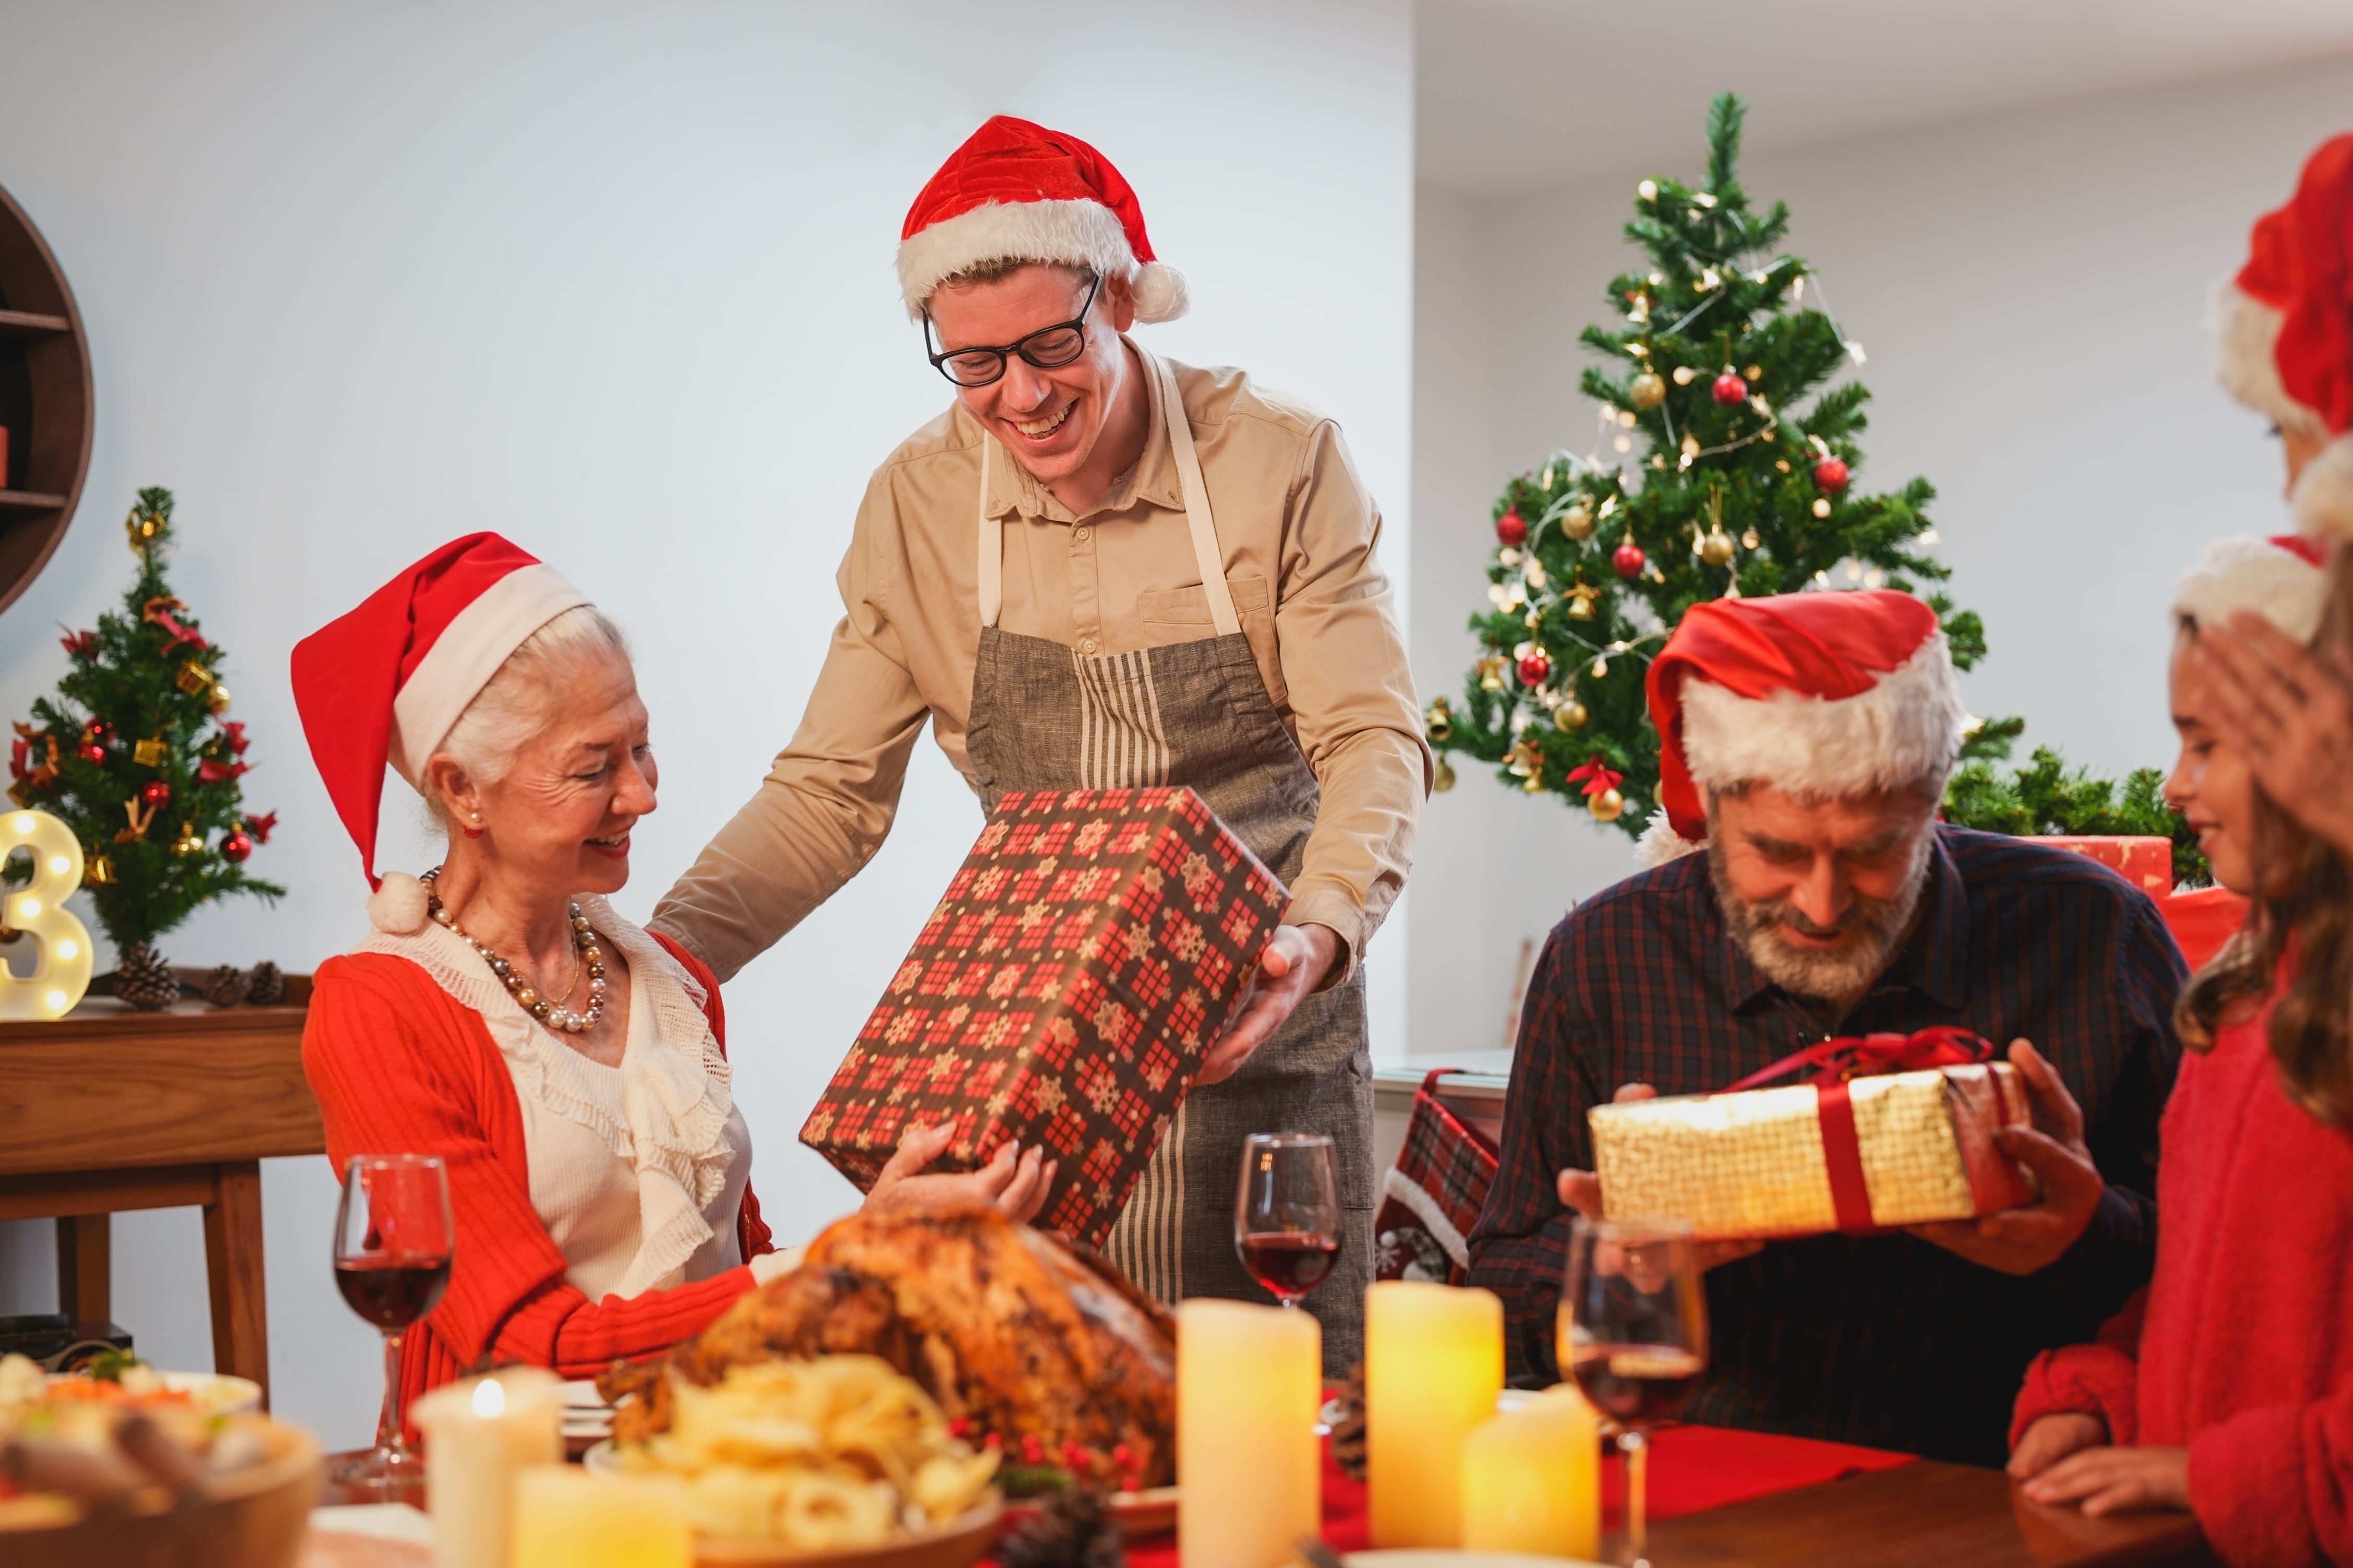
[244,960,286,1006]
[1330,1360,1368,1482]
[203,963,250,1008]
[996,1483,1126,1568]
[112,943,180,1011]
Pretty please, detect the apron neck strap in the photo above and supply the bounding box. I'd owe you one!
[973,351,1240,638]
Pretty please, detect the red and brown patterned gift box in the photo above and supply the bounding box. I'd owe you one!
[799,786,1290,1249]
[2033,835,2173,897]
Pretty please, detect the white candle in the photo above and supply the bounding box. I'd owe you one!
[1366,1280,1504,1548]
[1461,1387,1601,1558]
[413,1368,562,1568]
[1177,1298,1321,1568]
[510,1466,691,1568]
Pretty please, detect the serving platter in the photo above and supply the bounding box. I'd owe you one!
[43,1368,263,1414]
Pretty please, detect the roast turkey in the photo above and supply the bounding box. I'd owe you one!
[602,1206,1176,1489]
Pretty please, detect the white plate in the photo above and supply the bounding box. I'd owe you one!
[1344,1555,1608,1567]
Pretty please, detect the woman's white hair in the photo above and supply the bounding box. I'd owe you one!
[422,605,632,827]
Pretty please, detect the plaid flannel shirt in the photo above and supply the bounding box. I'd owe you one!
[1465,827,2184,1465]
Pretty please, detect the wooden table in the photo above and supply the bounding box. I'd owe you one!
[1648,1458,2213,1566]
[0,985,320,1404]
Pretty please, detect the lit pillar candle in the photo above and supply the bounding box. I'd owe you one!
[1178,1298,1321,1568]
[1461,1387,1601,1558]
[413,1369,562,1568]
[1366,1280,1504,1548]
[509,1466,691,1568]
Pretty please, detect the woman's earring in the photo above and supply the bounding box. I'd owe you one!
[462,811,483,841]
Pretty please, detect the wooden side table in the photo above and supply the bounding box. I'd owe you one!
[0,980,320,1404]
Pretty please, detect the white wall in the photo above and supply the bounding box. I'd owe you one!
[1408,54,2353,1061]
[0,0,1413,1447]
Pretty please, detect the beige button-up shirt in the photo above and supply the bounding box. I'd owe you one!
[650,345,1429,983]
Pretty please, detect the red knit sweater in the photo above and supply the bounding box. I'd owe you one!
[302,934,773,1418]
[2012,985,2353,1566]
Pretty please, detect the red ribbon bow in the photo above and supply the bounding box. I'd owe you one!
[141,596,210,652]
[1724,1027,2006,1237]
[1563,754,1623,800]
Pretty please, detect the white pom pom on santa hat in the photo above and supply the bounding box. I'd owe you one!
[367,871,431,936]
[1640,589,1968,863]
[895,115,1188,325]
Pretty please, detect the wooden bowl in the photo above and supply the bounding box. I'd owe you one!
[690,1499,1003,1568]
[0,1419,321,1568]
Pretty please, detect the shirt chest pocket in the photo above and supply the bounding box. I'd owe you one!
[1136,573,1274,628]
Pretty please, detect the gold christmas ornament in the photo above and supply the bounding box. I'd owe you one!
[1556,700,1590,731]
[1588,786,1626,823]
[1700,524,1737,567]
[1744,364,1763,380]
[1479,656,1507,692]
[1742,529,1761,550]
[1425,698,1454,744]
[1432,757,1456,793]
[1567,582,1600,620]
[175,660,213,697]
[208,685,231,714]
[170,821,203,857]
[133,734,167,768]
[85,854,115,887]
[1629,373,1666,410]
[1562,502,1594,541]
[1523,772,1546,795]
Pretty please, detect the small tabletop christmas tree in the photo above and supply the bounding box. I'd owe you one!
[9,488,282,1006]
[1432,92,2005,833]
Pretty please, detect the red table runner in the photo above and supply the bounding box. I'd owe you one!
[1097,1425,1914,1565]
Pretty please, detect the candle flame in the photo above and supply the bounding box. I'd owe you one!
[473,1378,505,1418]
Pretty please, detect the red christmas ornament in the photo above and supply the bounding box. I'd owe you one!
[77,743,106,765]
[220,828,254,864]
[1812,457,1850,494]
[138,780,171,809]
[1517,651,1551,687]
[1612,540,1647,578]
[1711,371,1749,405]
[1495,509,1528,547]
[84,720,111,744]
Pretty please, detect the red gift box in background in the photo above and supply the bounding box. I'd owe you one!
[801,786,1289,1249]
[2034,835,2173,897]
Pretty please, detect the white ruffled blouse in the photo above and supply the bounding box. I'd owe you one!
[358,879,751,1300]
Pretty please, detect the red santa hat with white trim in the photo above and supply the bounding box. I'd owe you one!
[290,534,591,908]
[2170,532,2328,642]
[2213,131,2353,538]
[896,115,1187,324]
[1637,590,1969,866]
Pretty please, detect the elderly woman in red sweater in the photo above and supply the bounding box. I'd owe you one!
[290,534,1051,1457]
[2007,137,2353,1566]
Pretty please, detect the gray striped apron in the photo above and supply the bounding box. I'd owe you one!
[964,354,1372,1372]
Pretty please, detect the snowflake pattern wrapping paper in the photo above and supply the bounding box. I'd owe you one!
[800,786,1290,1249]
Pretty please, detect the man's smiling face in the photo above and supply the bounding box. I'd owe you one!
[928,262,1138,491]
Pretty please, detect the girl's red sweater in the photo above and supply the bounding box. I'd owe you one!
[2012,987,2353,1566]
[301,935,773,1419]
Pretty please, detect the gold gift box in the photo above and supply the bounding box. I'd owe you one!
[1588,1063,2035,1241]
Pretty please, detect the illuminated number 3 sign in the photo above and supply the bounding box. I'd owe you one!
[0,810,94,1019]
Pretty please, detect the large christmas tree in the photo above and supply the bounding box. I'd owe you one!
[1431,94,2204,883]
[9,487,282,1003]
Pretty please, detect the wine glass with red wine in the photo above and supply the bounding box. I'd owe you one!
[1234,1132,1342,1309]
[329,1154,454,1497]
[1559,1216,1706,1568]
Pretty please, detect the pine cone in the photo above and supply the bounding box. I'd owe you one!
[998,1484,1125,1568]
[114,944,180,1010]
[244,961,286,1006]
[203,964,249,1007]
[1331,1360,1367,1482]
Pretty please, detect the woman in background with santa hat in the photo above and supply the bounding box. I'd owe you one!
[2007,134,2353,1567]
[290,536,1048,1470]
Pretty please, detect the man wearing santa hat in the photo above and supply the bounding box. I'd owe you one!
[1466,588,2184,1466]
[652,118,1425,1363]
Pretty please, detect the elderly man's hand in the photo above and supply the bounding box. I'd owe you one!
[2195,609,2353,864]
[1908,1039,2104,1275]
[1195,924,1339,1087]
[2017,1444,2190,1516]
[864,1122,1055,1223]
[1555,1083,1767,1274]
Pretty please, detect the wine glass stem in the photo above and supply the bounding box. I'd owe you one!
[375,1329,408,1458]
[1621,1427,1649,1568]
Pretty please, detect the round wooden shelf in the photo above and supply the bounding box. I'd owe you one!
[0,183,92,617]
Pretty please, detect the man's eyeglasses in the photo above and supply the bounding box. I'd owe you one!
[924,272,1101,388]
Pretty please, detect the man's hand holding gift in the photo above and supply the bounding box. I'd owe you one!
[1195,922,1341,1087]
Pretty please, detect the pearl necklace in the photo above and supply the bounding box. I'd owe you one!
[421,870,608,1033]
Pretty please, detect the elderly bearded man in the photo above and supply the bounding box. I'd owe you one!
[1465,590,2182,1465]
[652,118,1426,1367]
